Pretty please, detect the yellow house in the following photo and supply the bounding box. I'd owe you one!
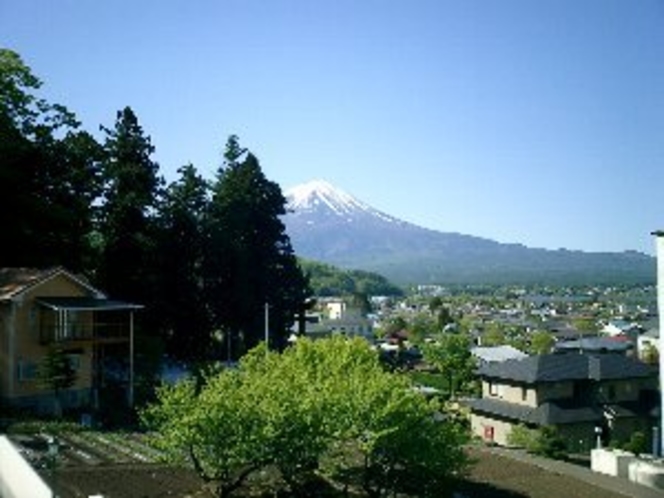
[0,267,142,413]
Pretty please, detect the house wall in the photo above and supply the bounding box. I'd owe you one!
[1,273,95,407]
[482,380,537,407]
[326,301,346,320]
[470,413,517,446]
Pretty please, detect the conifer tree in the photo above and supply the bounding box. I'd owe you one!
[98,107,162,304]
[156,164,211,359]
[205,136,310,356]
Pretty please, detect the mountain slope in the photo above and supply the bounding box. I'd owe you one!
[283,180,655,285]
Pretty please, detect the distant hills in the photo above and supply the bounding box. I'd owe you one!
[298,259,404,297]
[283,180,655,286]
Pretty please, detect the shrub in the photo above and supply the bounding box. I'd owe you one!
[533,426,567,460]
[508,425,567,460]
[507,424,539,451]
[623,431,648,456]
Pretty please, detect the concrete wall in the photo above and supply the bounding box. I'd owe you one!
[592,447,664,491]
[0,435,51,498]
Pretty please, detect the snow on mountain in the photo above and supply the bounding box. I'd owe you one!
[285,180,400,223]
[282,180,654,285]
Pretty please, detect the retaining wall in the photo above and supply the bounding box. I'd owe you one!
[591,448,664,491]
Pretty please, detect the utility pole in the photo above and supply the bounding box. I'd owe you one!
[652,230,664,457]
[265,302,269,351]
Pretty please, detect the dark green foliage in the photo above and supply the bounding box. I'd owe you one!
[143,337,469,497]
[97,106,163,304]
[299,259,403,296]
[154,164,212,360]
[421,334,476,398]
[510,425,568,460]
[38,346,76,416]
[205,136,310,356]
[0,49,100,270]
[534,426,568,460]
[623,431,648,456]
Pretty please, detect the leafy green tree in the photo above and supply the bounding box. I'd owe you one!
[381,316,408,338]
[529,330,555,355]
[39,346,76,416]
[436,306,455,331]
[422,333,475,398]
[409,313,436,344]
[0,49,100,270]
[572,317,597,333]
[481,322,506,346]
[205,136,310,356]
[143,337,469,497]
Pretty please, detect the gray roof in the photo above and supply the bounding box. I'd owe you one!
[471,345,528,363]
[554,337,632,353]
[467,397,657,426]
[467,397,602,425]
[37,297,143,311]
[478,353,655,384]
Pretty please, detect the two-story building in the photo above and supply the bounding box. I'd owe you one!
[467,352,659,451]
[0,267,142,413]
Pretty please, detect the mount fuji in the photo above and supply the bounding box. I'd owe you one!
[282,180,654,285]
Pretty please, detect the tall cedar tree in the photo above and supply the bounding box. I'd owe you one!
[0,49,101,270]
[206,136,310,357]
[156,164,212,360]
[98,107,162,309]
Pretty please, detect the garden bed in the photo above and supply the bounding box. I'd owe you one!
[8,433,633,497]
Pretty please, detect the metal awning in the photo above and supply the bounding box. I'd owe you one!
[36,297,144,312]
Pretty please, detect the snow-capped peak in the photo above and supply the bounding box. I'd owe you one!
[286,179,372,215]
[285,179,403,225]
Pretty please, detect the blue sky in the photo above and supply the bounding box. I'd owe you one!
[3,1,663,254]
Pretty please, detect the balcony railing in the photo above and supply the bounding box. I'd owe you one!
[39,323,130,344]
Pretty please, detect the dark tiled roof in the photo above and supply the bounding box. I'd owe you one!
[478,353,655,383]
[467,397,603,425]
[554,337,632,353]
[467,397,658,425]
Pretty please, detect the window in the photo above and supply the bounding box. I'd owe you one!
[17,360,38,381]
[489,382,498,396]
[67,354,82,371]
[521,386,528,401]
